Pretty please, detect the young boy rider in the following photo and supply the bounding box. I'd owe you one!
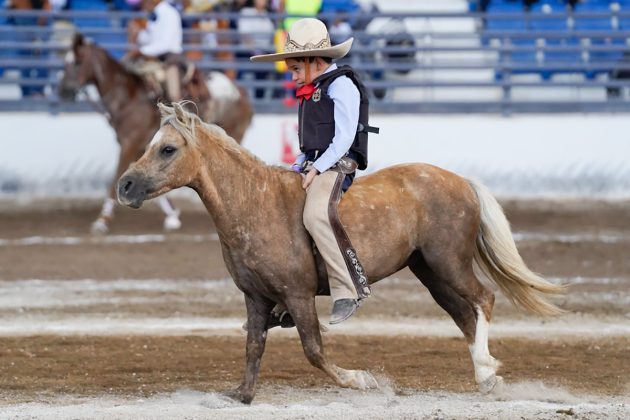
[251,18,377,324]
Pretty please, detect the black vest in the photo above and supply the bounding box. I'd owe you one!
[298,66,370,170]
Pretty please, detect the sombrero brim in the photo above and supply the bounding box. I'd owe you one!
[250,38,353,62]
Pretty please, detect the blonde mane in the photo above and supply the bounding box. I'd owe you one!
[157,102,243,155]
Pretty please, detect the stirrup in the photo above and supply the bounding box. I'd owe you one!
[330,298,358,325]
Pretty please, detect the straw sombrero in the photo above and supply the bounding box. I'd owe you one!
[250,18,353,62]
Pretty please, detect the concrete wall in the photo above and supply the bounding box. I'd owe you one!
[1,112,629,199]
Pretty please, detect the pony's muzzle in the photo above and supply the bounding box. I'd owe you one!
[117,174,147,209]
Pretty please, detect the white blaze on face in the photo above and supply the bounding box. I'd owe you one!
[149,129,164,148]
[65,51,75,64]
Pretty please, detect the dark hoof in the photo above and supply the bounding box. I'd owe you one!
[330,298,358,325]
[224,386,253,404]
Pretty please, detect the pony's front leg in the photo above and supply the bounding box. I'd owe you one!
[229,293,274,404]
[286,296,378,390]
[93,143,139,234]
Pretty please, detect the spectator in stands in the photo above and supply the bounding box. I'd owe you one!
[328,13,352,46]
[183,0,239,79]
[237,0,275,99]
[49,0,65,10]
[279,0,322,30]
[182,0,219,12]
[48,0,73,63]
[180,0,222,62]
[8,0,51,98]
[126,0,184,102]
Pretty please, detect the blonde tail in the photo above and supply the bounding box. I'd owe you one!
[467,179,567,316]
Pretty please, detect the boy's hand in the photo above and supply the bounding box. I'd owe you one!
[302,169,319,189]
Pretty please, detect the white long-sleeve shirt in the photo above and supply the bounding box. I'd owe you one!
[138,1,183,57]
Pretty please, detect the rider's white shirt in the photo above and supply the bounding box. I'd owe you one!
[138,1,183,57]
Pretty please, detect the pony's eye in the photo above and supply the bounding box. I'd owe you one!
[161,145,177,156]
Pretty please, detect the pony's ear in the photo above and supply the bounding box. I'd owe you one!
[173,102,188,125]
[157,101,169,118]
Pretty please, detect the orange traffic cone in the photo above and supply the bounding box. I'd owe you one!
[281,134,296,165]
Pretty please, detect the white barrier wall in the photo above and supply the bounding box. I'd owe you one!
[1,112,629,199]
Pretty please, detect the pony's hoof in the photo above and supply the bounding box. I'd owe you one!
[478,374,504,394]
[224,386,253,405]
[90,219,109,235]
[359,370,379,389]
[163,214,182,231]
[340,369,378,389]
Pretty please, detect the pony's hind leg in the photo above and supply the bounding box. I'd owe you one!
[408,251,502,393]
[285,296,377,390]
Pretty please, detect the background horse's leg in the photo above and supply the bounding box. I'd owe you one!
[157,195,181,231]
[408,250,501,393]
[229,293,274,404]
[91,197,116,235]
[285,296,378,390]
[91,143,139,234]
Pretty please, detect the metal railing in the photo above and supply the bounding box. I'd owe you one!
[2,9,630,113]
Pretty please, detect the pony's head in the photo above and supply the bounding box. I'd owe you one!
[58,33,100,100]
[117,102,217,208]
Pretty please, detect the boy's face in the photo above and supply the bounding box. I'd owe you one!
[285,57,329,87]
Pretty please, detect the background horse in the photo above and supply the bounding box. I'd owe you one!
[59,33,253,234]
[117,103,566,404]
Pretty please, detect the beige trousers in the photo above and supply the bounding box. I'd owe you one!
[127,60,181,102]
[303,170,357,302]
[164,64,182,102]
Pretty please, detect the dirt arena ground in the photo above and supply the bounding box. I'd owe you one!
[0,197,628,419]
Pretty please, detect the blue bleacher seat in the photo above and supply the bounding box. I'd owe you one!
[484,1,537,78]
[70,0,123,59]
[574,0,621,77]
[113,0,137,11]
[320,0,362,28]
[320,0,361,13]
[486,1,527,32]
[70,0,111,30]
[574,0,614,31]
[485,2,528,45]
[530,1,581,78]
[617,0,630,27]
[0,13,7,76]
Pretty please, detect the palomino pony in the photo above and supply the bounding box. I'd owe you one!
[117,103,565,404]
[59,33,253,234]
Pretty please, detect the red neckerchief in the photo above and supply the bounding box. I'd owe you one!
[296,83,316,104]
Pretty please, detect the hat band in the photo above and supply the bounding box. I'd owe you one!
[284,35,332,54]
